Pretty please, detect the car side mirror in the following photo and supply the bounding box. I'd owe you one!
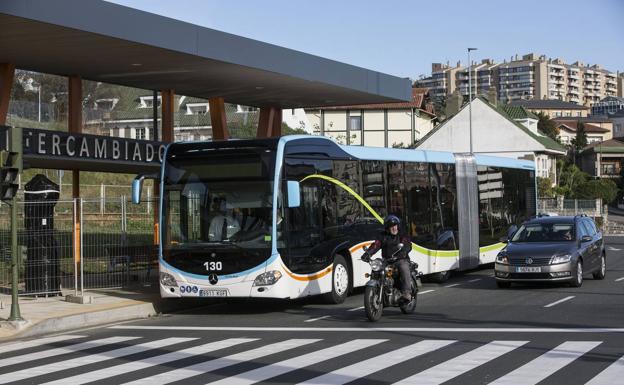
[581,235,592,243]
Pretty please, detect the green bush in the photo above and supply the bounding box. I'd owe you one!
[575,179,619,204]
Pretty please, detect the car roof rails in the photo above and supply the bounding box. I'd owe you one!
[574,214,588,218]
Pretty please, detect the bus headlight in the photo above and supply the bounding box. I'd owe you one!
[370,258,384,272]
[160,272,178,287]
[253,270,282,286]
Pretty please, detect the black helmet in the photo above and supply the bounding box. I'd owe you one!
[384,215,400,229]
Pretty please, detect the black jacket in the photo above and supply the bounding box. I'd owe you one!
[366,231,411,260]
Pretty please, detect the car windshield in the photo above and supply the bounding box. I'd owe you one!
[511,223,575,242]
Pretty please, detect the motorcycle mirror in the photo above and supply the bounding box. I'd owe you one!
[397,243,404,249]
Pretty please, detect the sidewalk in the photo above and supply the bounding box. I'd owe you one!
[0,285,204,341]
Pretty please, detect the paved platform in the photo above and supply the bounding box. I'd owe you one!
[0,286,205,341]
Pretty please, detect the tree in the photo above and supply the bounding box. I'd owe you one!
[553,163,589,198]
[570,122,588,153]
[535,112,559,142]
[537,177,554,198]
[575,179,619,204]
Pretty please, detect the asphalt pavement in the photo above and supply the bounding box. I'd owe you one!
[1,236,623,384]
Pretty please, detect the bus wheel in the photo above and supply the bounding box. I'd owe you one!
[325,255,350,304]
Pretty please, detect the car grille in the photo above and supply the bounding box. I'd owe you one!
[509,273,553,279]
[508,257,551,266]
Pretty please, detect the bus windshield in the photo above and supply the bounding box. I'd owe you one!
[163,148,275,250]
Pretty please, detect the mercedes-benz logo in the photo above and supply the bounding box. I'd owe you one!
[526,257,533,265]
[208,273,218,285]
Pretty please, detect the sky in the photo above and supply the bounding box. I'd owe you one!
[105,0,623,80]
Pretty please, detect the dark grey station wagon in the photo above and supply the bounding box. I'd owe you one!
[495,215,605,288]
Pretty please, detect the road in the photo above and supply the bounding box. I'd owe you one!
[1,236,624,384]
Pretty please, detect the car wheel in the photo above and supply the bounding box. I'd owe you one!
[496,281,511,288]
[571,260,583,287]
[592,253,606,280]
[324,255,350,304]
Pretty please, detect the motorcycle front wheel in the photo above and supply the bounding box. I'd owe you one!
[400,278,418,314]
[364,286,383,322]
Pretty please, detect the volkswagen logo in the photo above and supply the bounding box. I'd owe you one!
[526,257,533,265]
[208,273,219,285]
[210,252,217,258]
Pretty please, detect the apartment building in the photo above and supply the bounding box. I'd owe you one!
[418,54,622,106]
[418,62,463,100]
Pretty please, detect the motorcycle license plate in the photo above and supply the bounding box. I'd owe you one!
[516,266,541,273]
[199,289,228,297]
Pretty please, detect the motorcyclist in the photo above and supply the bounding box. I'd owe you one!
[362,215,413,304]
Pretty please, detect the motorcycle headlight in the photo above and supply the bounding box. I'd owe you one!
[253,270,282,286]
[370,258,384,272]
[160,272,178,287]
[550,254,572,264]
[496,253,509,265]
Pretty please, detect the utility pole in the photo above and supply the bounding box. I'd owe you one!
[468,47,478,153]
[1,126,23,321]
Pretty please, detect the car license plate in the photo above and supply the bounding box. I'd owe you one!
[516,266,541,273]
[199,289,228,297]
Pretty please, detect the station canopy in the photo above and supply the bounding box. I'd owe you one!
[0,0,411,108]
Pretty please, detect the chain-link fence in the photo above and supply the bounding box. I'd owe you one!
[0,198,156,297]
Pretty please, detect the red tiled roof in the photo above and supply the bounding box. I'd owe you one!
[306,88,435,116]
[556,120,609,133]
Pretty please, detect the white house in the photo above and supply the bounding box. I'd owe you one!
[416,97,567,183]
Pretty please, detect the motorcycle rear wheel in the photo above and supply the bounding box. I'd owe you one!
[364,286,383,322]
[400,278,418,314]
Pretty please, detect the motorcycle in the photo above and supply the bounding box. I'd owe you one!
[362,243,421,322]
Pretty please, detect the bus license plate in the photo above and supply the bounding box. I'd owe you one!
[516,266,541,273]
[199,289,228,297]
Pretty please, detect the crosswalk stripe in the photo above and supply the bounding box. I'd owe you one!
[0,336,139,369]
[124,339,321,385]
[299,340,455,385]
[395,340,529,385]
[585,355,624,385]
[0,335,85,355]
[0,337,194,384]
[41,338,257,385]
[208,339,387,385]
[488,341,602,385]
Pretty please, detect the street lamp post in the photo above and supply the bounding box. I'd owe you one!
[468,47,478,153]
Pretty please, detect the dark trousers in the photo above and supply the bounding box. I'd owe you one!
[394,259,412,295]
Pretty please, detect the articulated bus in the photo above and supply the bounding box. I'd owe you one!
[133,135,536,302]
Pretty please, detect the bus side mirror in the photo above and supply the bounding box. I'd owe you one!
[132,173,159,204]
[287,181,300,208]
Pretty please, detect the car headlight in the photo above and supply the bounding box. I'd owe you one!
[370,258,384,272]
[160,272,178,287]
[496,253,509,264]
[253,270,282,286]
[550,254,572,264]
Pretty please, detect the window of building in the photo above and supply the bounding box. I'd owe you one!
[349,115,362,131]
[135,127,146,140]
[139,96,161,109]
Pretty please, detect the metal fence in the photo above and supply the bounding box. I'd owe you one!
[537,198,604,217]
[0,197,156,297]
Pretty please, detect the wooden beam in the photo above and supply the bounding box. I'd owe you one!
[257,107,282,137]
[161,89,174,143]
[0,63,16,126]
[208,97,229,140]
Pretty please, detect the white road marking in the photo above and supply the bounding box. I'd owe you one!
[607,247,622,251]
[0,336,139,369]
[208,339,386,385]
[418,289,435,295]
[41,338,257,385]
[0,337,194,384]
[299,340,455,385]
[124,339,320,385]
[395,340,528,385]
[615,277,624,282]
[444,283,460,288]
[468,278,482,283]
[544,296,575,308]
[109,326,624,333]
[305,315,331,322]
[585,354,624,385]
[489,341,602,385]
[347,306,364,311]
[0,335,85,355]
